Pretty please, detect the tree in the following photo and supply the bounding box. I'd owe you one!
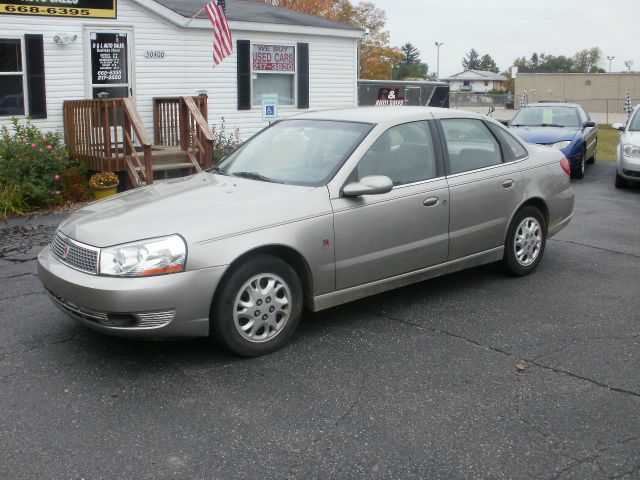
[528,53,540,70]
[479,54,499,73]
[462,49,481,70]
[573,47,604,73]
[392,43,429,80]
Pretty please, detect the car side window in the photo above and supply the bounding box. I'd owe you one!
[356,121,438,186]
[440,119,502,175]
[488,124,528,162]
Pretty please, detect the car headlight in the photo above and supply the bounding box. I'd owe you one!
[551,141,571,149]
[99,235,187,277]
[623,144,640,158]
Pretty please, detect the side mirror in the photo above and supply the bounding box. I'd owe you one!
[583,120,596,128]
[612,122,625,132]
[343,175,393,197]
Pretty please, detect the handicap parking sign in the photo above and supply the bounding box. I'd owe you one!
[262,94,278,123]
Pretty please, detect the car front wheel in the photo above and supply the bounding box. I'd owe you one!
[501,206,547,276]
[572,147,586,179]
[211,255,303,356]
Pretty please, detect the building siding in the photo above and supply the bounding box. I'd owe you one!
[0,0,359,138]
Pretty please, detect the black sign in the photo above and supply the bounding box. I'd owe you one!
[0,0,116,19]
[91,32,127,85]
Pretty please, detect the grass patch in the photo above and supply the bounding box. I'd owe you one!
[597,125,621,162]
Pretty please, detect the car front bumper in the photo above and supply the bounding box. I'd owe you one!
[618,153,640,181]
[38,246,228,338]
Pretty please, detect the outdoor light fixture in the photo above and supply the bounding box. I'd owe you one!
[607,55,615,72]
[53,34,78,45]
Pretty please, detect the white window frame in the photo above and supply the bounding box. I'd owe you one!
[250,41,297,109]
[0,36,29,118]
[83,26,135,99]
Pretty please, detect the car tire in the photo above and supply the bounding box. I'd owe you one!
[211,255,304,357]
[586,142,596,164]
[615,173,627,189]
[572,148,586,179]
[501,206,547,277]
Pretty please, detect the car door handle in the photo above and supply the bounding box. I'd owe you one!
[423,197,440,207]
[502,179,515,189]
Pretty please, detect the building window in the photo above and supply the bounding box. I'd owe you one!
[0,38,25,116]
[484,81,489,86]
[251,44,295,107]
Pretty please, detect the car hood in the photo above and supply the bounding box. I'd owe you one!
[59,173,330,248]
[509,126,579,145]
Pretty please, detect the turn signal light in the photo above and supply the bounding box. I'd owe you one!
[560,157,571,176]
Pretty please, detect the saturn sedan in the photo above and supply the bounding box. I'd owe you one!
[38,107,574,356]
[508,103,598,179]
[613,106,640,188]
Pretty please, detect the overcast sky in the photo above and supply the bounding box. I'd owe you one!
[371,0,640,78]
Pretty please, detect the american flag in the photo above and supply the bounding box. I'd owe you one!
[206,0,233,66]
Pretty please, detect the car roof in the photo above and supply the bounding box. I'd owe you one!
[289,106,483,125]
[523,103,582,109]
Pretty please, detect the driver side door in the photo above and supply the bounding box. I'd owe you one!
[331,121,450,290]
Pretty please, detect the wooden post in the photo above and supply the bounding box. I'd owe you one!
[152,98,160,145]
[179,98,189,152]
[144,146,153,185]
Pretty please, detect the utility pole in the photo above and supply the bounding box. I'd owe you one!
[435,42,444,80]
[607,56,615,73]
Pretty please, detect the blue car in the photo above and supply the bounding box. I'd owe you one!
[508,103,598,179]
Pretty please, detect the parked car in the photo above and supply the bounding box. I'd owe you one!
[38,108,574,357]
[507,103,597,179]
[612,106,640,188]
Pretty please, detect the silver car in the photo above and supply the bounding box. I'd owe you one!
[613,106,640,188]
[38,107,574,356]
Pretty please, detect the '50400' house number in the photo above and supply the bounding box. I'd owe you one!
[143,50,165,59]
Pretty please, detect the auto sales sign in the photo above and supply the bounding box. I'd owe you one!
[252,44,295,72]
[0,0,117,18]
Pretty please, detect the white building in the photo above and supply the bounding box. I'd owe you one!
[0,0,363,137]
[440,70,507,93]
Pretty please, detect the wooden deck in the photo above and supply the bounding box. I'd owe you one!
[63,96,213,188]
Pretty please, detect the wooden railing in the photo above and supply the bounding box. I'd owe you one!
[64,98,154,186]
[153,96,213,170]
[180,97,214,170]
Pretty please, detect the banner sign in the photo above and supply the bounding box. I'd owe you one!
[375,87,405,106]
[91,32,127,84]
[252,44,295,72]
[0,0,116,19]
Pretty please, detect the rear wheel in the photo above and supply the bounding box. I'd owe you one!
[501,206,547,276]
[211,255,303,357]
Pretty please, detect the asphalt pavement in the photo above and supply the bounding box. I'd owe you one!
[1,160,639,480]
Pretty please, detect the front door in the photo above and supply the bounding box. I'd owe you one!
[331,121,450,290]
[88,30,132,99]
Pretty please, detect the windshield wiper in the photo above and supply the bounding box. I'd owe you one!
[209,166,229,176]
[531,123,566,128]
[231,171,283,183]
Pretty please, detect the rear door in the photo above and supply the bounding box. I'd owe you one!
[438,118,524,260]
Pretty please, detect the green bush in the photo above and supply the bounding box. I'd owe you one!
[211,117,243,163]
[0,118,83,217]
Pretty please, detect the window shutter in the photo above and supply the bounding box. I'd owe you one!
[236,40,251,110]
[24,34,47,119]
[297,43,309,109]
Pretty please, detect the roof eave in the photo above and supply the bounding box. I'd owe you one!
[131,0,364,38]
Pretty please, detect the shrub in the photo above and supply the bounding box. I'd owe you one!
[0,118,80,217]
[211,117,243,163]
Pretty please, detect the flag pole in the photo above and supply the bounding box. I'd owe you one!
[185,4,207,26]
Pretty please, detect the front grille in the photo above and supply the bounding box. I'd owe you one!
[47,290,175,329]
[50,231,99,274]
[623,169,640,178]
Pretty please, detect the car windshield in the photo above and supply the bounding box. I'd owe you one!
[216,119,373,186]
[629,111,640,131]
[511,106,581,128]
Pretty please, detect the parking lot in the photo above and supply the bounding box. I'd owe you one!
[0,160,638,479]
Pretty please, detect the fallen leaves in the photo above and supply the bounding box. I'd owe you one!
[516,361,529,372]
